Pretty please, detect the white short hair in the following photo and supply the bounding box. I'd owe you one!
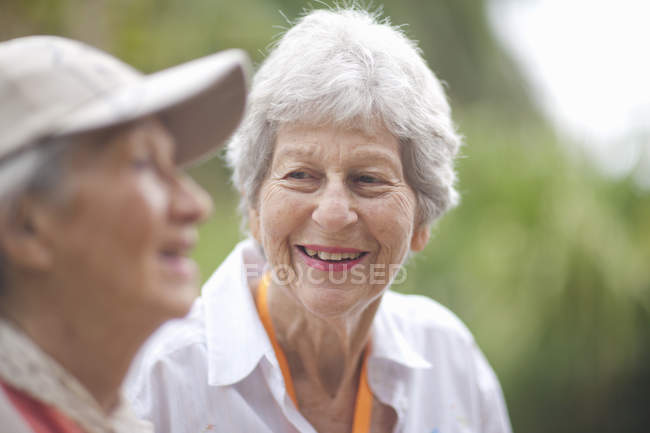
[0,139,70,291]
[227,6,461,229]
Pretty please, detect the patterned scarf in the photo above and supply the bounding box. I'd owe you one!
[0,318,153,433]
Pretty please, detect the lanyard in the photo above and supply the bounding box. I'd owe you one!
[255,274,373,433]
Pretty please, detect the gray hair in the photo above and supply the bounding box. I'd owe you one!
[0,138,71,292]
[226,6,462,230]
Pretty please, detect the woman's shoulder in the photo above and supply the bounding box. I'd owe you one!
[126,299,209,391]
[380,290,475,344]
[124,300,210,421]
[376,291,512,433]
[141,300,208,360]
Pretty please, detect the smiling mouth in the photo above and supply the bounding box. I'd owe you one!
[160,249,181,259]
[158,247,198,280]
[159,234,196,258]
[159,245,192,260]
[297,245,368,262]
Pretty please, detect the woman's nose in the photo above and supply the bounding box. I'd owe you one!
[311,180,358,232]
[170,175,213,224]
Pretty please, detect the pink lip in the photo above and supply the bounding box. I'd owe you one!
[296,245,366,272]
[301,244,365,254]
[158,234,198,281]
[159,254,197,280]
[166,237,196,254]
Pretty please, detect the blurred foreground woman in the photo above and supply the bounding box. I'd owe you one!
[0,36,249,433]
[128,6,512,433]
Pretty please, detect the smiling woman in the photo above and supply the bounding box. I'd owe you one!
[127,6,512,433]
[0,36,249,433]
[251,123,426,318]
[33,120,211,322]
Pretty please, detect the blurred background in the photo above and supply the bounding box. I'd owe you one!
[2,0,648,431]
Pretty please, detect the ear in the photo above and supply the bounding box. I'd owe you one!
[410,224,430,252]
[0,198,54,272]
[248,205,261,244]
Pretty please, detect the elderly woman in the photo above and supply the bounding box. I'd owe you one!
[128,7,512,433]
[0,36,248,433]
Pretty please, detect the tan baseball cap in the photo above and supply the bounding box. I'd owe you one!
[0,35,250,166]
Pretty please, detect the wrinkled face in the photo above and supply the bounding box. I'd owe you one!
[250,123,429,318]
[38,119,212,324]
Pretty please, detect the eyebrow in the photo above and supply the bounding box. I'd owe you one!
[273,146,315,161]
[274,143,402,172]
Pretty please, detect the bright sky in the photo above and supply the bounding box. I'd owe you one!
[488,0,650,184]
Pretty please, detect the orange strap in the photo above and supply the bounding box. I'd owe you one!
[256,274,373,433]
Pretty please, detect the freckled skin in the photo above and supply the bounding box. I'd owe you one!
[252,123,426,318]
[249,123,429,433]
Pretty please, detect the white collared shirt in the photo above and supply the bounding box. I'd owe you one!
[126,239,512,433]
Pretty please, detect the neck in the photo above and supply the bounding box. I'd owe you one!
[266,281,380,398]
[1,283,159,412]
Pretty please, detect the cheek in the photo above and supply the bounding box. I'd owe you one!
[117,201,160,255]
[366,191,418,259]
[135,181,168,241]
[119,178,168,261]
[78,178,167,271]
[258,184,309,264]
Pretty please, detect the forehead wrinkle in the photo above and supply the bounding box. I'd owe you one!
[274,132,401,173]
[346,145,400,168]
[273,144,320,162]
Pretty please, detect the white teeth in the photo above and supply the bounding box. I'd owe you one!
[317,251,332,260]
[306,249,362,261]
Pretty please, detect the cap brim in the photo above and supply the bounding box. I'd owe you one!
[54,49,250,166]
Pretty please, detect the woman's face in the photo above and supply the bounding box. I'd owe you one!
[251,123,429,318]
[35,119,212,324]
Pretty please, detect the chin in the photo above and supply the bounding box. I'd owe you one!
[156,284,199,318]
[299,286,364,319]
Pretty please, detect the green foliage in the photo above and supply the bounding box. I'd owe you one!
[3,1,648,431]
[398,107,650,432]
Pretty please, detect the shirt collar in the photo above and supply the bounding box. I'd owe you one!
[370,291,433,370]
[366,291,432,418]
[202,239,273,386]
[202,239,432,387]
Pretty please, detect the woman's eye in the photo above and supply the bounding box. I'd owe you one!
[132,158,153,170]
[356,174,379,184]
[288,171,311,179]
